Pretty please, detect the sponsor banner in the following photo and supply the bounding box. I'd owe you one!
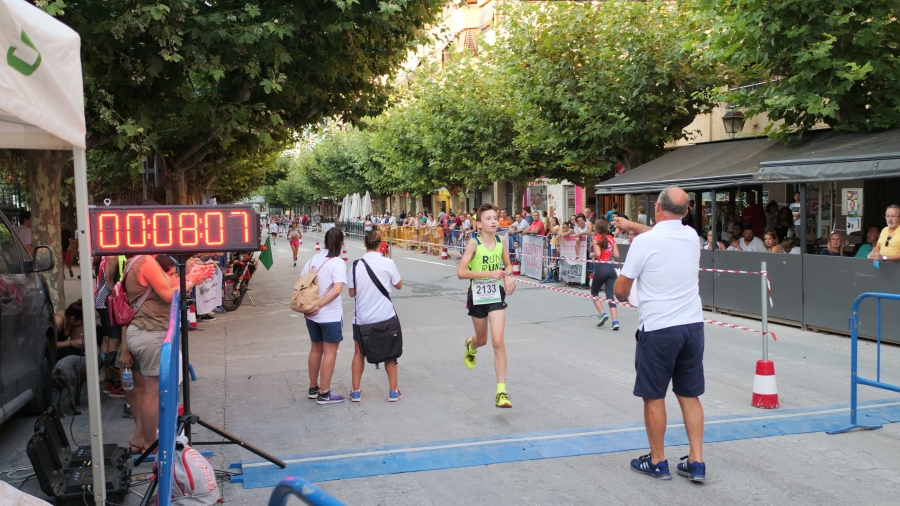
[521,235,544,279]
[559,236,587,284]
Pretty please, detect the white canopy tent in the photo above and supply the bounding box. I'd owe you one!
[1,0,108,501]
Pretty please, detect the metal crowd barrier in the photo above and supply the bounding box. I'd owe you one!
[828,292,900,434]
[268,477,345,506]
[155,290,182,506]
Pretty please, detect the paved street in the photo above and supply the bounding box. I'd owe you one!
[2,237,900,505]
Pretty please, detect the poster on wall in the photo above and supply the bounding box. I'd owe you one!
[843,188,862,217]
[846,217,861,234]
[558,236,587,284]
[520,235,544,280]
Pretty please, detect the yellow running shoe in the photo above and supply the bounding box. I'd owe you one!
[464,337,477,370]
[496,392,512,408]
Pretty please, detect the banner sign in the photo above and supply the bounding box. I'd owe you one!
[559,236,587,284]
[194,266,223,315]
[521,235,544,279]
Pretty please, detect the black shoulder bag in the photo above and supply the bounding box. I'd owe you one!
[352,259,403,364]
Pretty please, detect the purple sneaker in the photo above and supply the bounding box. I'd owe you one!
[316,390,345,405]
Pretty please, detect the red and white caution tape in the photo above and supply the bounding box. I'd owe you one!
[704,318,777,341]
[511,276,637,309]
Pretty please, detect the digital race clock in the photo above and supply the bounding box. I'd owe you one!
[89,205,260,255]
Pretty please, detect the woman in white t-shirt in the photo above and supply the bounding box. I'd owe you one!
[347,230,403,402]
[268,221,279,245]
[300,228,348,404]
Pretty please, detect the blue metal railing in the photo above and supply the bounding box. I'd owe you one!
[828,292,900,434]
[268,477,345,506]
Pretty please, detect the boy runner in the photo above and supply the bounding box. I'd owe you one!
[458,203,517,408]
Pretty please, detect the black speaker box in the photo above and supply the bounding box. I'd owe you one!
[25,407,131,505]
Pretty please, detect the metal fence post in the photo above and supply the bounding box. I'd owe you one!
[761,261,768,362]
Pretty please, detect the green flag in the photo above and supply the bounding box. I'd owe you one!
[259,236,273,270]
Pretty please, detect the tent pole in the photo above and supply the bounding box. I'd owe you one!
[73,146,107,503]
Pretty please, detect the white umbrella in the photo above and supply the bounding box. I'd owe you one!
[339,194,350,221]
[350,193,361,220]
[0,0,109,499]
[362,191,373,218]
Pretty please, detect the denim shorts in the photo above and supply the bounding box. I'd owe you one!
[306,319,343,343]
[633,322,705,399]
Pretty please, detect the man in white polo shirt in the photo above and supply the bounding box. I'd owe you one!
[612,185,706,483]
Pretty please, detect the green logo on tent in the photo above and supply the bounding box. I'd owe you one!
[7,30,41,76]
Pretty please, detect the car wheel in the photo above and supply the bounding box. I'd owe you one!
[23,350,52,415]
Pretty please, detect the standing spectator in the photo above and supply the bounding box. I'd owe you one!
[120,254,214,454]
[855,227,881,258]
[867,205,900,262]
[301,227,348,405]
[590,220,620,330]
[764,231,785,253]
[720,203,737,243]
[364,214,373,233]
[605,201,619,223]
[523,211,545,236]
[764,201,779,233]
[14,210,33,256]
[681,200,696,230]
[437,209,446,226]
[61,224,75,278]
[819,232,844,256]
[426,213,436,228]
[637,206,648,226]
[348,231,403,402]
[541,210,550,232]
[573,214,591,240]
[388,212,397,228]
[612,186,706,482]
[790,192,802,226]
[498,209,511,228]
[399,210,406,222]
[548,217,561,263]
[773,207,795,242]
[741,192,766,238]
[94,256,124,399]
[523,207,534,224]
[739,225,766,252]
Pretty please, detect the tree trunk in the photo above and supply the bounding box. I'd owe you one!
[512,181,525,215]
[25,150,67,311]
[166,169,188,204]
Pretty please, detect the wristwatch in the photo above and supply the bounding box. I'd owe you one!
[883,255,888,261]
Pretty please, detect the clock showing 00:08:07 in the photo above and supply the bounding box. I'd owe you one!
[88,205,261,255]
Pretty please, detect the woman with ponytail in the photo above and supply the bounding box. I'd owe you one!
[590,220,621,330]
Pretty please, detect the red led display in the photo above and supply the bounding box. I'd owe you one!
[89,205,260,255]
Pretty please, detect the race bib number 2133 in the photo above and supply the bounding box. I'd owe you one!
[472,279,501,305]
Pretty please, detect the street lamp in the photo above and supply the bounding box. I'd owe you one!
[722,107,745,138]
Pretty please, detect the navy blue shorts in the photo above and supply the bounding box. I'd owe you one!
[633,322,705,399]
[306,319,343,343]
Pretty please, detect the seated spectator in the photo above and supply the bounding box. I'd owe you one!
[55,300,84,361]
[855,226,880,258]
[727,236,742,251]
[739,225,766,252]
[786,238,802,254]
[765,201,779,233]
[523,211,546,236]
[624,229,637,244]
[703,229,726,250]
[731,223,743,241]
[764,231,785,253]
[819,232,845,256]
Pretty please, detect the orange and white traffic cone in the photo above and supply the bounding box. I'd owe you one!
[188,304,198,329]
[341,249,348,262]
[512,260,521,276]
[315,241,320,251]
[441,247,448,260]
[751,360,779,409]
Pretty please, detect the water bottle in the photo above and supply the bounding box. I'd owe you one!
[121,367,134,391]
[874,259,881,269]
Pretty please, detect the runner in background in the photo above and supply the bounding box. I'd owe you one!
[268,220,279,246]
[590,220,620,330]
[288,222,302,267]
[458,204,517,408]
